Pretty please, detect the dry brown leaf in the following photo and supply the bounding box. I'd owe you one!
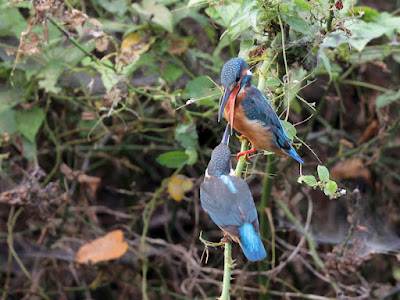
[75,230,128,264]
[330,158,372,184]
[168,175,193,202]
[116,33,154,66]
[60,163,82,180]
[88,18,103,28]
[81,111,96,120]
[78,174,101,198]
[339,139,354,149]
[63,9,88,29]
[358,119,378,144]
[167,39,188,55]
[95,36,109,52]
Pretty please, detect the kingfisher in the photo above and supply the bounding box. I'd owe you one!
[200,124,267,261]
[219,57,304,164]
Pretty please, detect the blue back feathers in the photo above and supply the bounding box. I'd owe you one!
[220,175,237,194]
[239,222,267,261]
[241,85,304,164]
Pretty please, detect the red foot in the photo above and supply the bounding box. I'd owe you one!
[237,148,256,160]
[220,236,232,244]
[239,135,248,140]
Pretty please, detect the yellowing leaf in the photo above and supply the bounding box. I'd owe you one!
[121,33,152,55]
[168,175,193,202]
[75,230,128,264]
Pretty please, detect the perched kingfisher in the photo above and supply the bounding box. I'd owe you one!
[219,57,304,164]
[200,124,267,261]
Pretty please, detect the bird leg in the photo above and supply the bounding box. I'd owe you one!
[237,147,256,160]
[220,236,232,244]
[237,135,254,160]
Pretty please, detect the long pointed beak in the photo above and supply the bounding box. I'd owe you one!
[218,87,232,122]
[218,84,240,134]
[221,122,230,145]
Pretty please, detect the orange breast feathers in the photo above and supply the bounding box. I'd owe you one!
[223,96,283,155]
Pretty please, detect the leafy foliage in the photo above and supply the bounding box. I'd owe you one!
[298,165,344,199]
[0,0,399,299]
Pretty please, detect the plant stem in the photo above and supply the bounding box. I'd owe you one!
[42,97,62,187]
[6,207,50,300]
[220,241,232,300]
[46,16,116,72]
[141,167,183,300]
[340,79,389,93]
[327,0,335,32]
[256,56,274,297]
[219,137,250,300]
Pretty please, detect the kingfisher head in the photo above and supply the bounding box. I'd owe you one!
[207,124,232,176]
[219,58,253,132]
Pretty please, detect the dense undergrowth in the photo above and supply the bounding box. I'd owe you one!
[1,0,400,299]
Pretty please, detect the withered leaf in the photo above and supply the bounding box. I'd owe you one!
[75,230,128,264]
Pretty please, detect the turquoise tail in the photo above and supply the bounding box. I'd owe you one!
[238,222,267,261]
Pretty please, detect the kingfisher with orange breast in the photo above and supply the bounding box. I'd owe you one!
[219,57,303,164]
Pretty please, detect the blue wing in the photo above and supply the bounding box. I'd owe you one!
[241,85,291,150]
[242,85,304,164]
[200,175,258,236]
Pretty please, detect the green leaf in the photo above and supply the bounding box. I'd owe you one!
[0,4,26,37]
[98,0,127,16]
[347,22,390,52]
[379,13,400,37]
[123,54,155,76]
[318,49,332,82]
[187,0,207,6]
[205,3,240,28]
[0,109,18,135]
[182,76,219,101]
[393,268,400,281]
[263,150,275,156]
[185,149,198,165]
[324,180,338,197]
[376,88,400,109]
[132,0,173,32]
[282,14,313,37]
[266,78,281,87]
[223,0,259,40]
[317,165,330,182]
[63,42,97,67]
[349,6,380,22]
[175,123,198,150]
[294,0,312,11]
[14,105,45,142]
[297,175,317,187]
[188,49,224,74]
[0,89,25,113]
[238,40,256,61]
[92,60,119,92]
[37,60,64,94]
[156,151,188,168]
[21,136,37,162]
[281,120,297,140]
[161,64,183,83]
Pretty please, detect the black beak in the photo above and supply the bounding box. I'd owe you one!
[218,84,237,122]
[221,123,230,145]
